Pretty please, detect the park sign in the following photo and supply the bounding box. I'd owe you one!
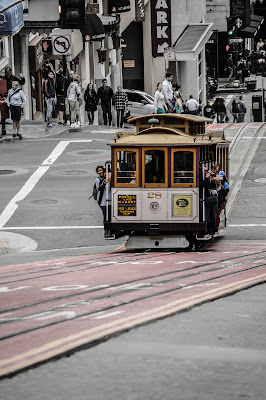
[151,0,172,58]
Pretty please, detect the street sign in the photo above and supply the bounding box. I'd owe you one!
[229,38,243,43]
[164,46,175,61]
[52,34,72,55]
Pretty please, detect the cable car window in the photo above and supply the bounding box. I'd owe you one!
[144,150,166,184]
[115,150,138,186]
[171,149,196,187]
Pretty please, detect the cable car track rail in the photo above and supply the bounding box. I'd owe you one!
[1,250,266,341]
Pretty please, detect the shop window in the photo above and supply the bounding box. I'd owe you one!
[143,148,167,187]
[171,149,196,187]
[115,149,138,186]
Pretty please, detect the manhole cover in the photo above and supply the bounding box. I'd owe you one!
[65,214,93,220]
[31,199,58,205]
[61,170,88,176]
[254,178,266,183]
[0,170,16,175]
[75,150,101,156]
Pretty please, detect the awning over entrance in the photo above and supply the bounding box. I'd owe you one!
[85,14,105,41]
[108,0,131,14]
[0,0,24,36]
[174,24,213,61]
[99,15,120,35]
[240,14,264,38]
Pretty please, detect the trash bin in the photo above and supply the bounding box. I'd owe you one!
[247,80,256,91]
[252,95,262,122]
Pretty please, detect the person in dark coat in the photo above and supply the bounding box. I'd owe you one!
[0,67,25,136]
[96,79,114,126]
[43,71,56,128]
[84,83,97,125]
[55,69,66,124]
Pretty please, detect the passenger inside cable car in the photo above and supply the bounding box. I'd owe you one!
[144,150,165,184]
[116,150,137,184]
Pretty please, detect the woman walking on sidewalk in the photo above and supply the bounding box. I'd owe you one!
[84,83,97,125]
[6,81,26,140]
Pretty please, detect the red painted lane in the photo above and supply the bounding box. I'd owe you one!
[1,247,265,313]
[1,252,266,339]
[1,243,266,377]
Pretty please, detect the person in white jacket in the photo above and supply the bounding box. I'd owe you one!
[67,75,81,127]
[6,81,26,139]
[154,82,166,114]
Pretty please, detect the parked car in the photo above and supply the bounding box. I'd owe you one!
[124,89,154,118]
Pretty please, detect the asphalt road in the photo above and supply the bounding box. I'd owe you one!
[0,280,265,400]
[0,127,126,255]
[1,122,266,398]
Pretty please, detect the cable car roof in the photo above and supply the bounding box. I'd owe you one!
[111,126,222,146]
[128,113,212,123]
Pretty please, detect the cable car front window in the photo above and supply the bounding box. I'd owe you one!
[174,151,194,184]
[116,150,137,184]
[145,150,165,184]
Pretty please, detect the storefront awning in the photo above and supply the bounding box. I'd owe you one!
[108,0,131,14]
[85,14,105,41]
[240,14,264,38]
[0,0,24,36]
[99,15,120,35]
[174,24,213,61]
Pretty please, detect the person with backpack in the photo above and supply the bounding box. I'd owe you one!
[67,74,82,128]
[43,71,56,128]
[91,166,105,205]
[214,165,230,235]
[6,80,26,139]
[237,96,247,122]
[230,99,239,123]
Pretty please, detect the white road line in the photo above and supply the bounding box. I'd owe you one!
[0,140,91,228]
[0,226,103,230]
[228,224,266,227]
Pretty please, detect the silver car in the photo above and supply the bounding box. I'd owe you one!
[124,89,155,118]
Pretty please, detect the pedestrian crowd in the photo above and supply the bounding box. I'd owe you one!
[41,63,129,129]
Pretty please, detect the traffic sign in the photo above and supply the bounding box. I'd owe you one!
[229,38,243,43]
[52,34,72,55]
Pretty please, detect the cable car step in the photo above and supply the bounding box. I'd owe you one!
[125,235,189,249]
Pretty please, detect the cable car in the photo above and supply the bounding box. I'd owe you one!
[105,113,229,249]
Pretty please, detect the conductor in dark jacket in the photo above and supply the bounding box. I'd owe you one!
[0,67,25,136]
[97,79,114,126]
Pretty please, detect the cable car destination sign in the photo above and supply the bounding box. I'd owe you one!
[151,0,172,58]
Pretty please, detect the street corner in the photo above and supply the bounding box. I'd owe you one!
[0,231,38,254]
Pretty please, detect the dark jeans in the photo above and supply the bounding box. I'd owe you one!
[100,205,111,223]
[87,111,94,124]
[206,200,218,235]
[101,102,112,125]
[116,109,124,128]
[0,102,9,132]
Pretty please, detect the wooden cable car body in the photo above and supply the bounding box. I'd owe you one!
[106,113,229,249]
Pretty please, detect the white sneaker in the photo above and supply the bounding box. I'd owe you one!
[67,121,70,126]
[77,121,81,126]
[70,123,76,128]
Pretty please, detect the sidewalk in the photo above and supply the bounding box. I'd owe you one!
[215,74,265,123]
[0,121,70,142]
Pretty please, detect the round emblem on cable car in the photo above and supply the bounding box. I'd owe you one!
[150,202,160,213]
[176,198,189,207]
